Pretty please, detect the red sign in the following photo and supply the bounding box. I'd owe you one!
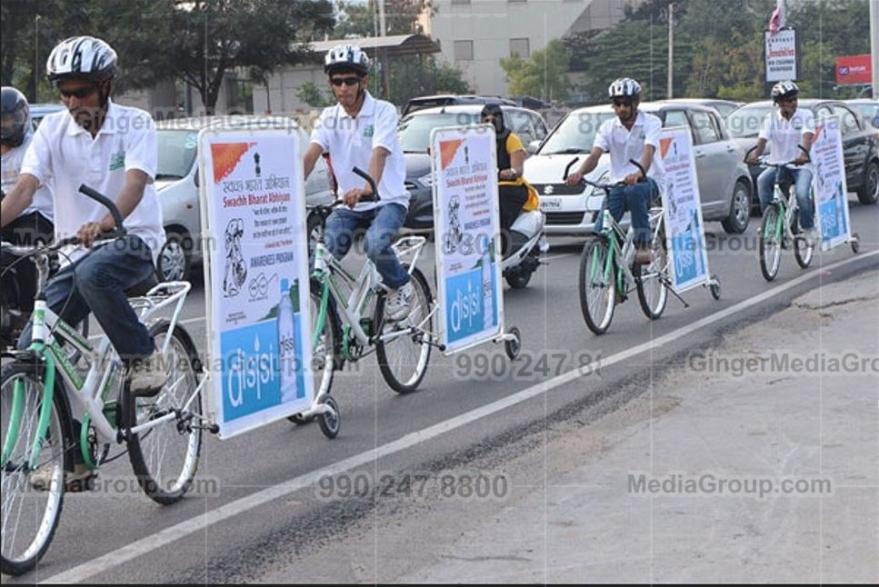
[835,54,872,85]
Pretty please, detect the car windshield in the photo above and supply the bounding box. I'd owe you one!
[727,106,775,138]
[852,103,879,127]
[156,130,199,180]
[398,112,480,152]
[538,111,615,155]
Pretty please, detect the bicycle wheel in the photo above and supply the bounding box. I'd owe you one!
[758,205,783,281]
[579,238,616,335]
[793,213,814,269]
[374,266,433,393]
[121,320,202,506]
[636,226,669,320]
[1,361,71,576]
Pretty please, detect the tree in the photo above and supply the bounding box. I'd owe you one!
[297,81,333,108]
[155,0,335,113]
[500,40,572,102]
[385,55,471,104]
[334,0,433,37]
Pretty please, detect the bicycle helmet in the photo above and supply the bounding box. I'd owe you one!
[608,78,642,100]
[771,80,799,103]
[324,44,370,76]
[46,36,117,85]
[0,86,29,148]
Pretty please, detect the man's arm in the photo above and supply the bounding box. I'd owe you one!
[77,169,150,247]
[625,144,655,185]
[794,131,815,166]
[342,146,389,207]
[565,147,604,185]
[303,142,323,180]
[0,174,39,229]
[747,137,768,164]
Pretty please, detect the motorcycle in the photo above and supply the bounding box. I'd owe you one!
[501,207,548,289]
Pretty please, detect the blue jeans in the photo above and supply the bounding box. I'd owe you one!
[18,235,156,361]
[323,203,410,290]
[757,167,814,229]
[596,178,659,247]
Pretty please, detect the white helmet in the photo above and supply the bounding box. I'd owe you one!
[324,44,370,76]
[771,80,799,102]
[608,78,641,99]
[46,36,117,84]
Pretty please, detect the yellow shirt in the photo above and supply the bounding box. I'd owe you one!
[499,133,539,212]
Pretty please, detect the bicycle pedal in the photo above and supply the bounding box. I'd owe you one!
[66,473,98,493]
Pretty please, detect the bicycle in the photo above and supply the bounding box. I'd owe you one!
[0,186,209,576]
[746,146,815,281]
[289,168,437,434]
[566,159,683,335]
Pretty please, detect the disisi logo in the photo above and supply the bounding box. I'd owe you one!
[220,321,282,419]
[226,333,276,408]
[450,277,481,334]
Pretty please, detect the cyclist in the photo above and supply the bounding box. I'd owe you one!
[1,86,55,318]
[302,44,412,321]
[565,77,664,266]
[745,80,817,245]
[480,103,539,256]
[0,37,168,489]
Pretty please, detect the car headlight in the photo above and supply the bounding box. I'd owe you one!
[418,172,435,187]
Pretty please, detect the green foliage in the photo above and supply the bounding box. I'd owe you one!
[297,81,333,108]
[334,0,433,37]
[500,40,572,102]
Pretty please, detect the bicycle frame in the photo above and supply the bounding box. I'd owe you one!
[592,204,664,293]
[2,280,201,471]
[764,167,801,245]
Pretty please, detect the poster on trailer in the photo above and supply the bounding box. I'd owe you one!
[810,116,852,252]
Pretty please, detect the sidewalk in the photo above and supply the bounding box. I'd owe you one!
[398,269,879,583]
[257,269,878,584]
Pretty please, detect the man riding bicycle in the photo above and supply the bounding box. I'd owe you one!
[0,36,168,487]
[2,86,55,320]
[746,80,817,245]
[565,78,665,266]
[302,44,412,321]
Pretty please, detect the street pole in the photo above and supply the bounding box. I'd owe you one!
[667,2,674,99]
[378,0,390,99]
[34,15,41,103]
[871,0,878,98]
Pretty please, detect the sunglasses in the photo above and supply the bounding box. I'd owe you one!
[330,76,361,87]
[612,98,634,107]
[58,85,99,99]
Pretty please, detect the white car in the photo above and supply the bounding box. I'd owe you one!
[155,116,335,281]
[524,102,754,236]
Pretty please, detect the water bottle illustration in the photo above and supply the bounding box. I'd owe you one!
[480,236,495,331]
[278,278,298,403]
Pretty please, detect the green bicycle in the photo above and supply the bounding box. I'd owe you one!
[289,168,437,435]
[0,186,208,576]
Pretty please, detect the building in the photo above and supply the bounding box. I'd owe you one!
[425,0,639,97]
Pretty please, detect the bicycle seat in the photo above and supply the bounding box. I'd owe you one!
[125,274,159,297]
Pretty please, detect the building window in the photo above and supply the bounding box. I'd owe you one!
[510,38,530,59]
[454,40,474,61]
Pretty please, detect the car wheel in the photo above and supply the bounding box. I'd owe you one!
[721,180,751,234]
[158,230,192,282]
[856,160,879,205]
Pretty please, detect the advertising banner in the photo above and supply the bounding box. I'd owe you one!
[199,128,313,439]
[811,116,852,251]
[765,29,798,82]
[657,126,711,293]
[431,125,503,354]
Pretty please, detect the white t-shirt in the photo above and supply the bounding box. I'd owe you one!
[594,111,666,190]
[309,92,409,211]
[758,108,816,165]
[21,100,165,264]
[1,133,54,222]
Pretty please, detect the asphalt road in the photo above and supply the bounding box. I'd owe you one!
[6,195,879,584]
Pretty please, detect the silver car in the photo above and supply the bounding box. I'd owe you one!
[155,116,335,281]
[525,102,754,236]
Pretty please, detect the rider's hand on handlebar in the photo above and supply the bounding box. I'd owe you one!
[624,170,644,186]
[565,170,584,186]
[792,155,809,166]
[342,186,371,208]
[77,222,104,248]
[745,155,759,166]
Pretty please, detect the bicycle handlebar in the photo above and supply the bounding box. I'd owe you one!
[563,156,644,191]
[744,145,811,168]
[78,185,127,236]
[351,167,380,203]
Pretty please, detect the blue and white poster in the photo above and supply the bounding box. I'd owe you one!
[811,116,852,252]
[199,126,313,439]
[431,125,503,354]
[658,126,711,292]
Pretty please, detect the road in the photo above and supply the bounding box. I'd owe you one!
[6,196,879,584]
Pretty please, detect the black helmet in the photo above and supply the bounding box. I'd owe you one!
[1,86,29,148]
[480,103,507,137]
